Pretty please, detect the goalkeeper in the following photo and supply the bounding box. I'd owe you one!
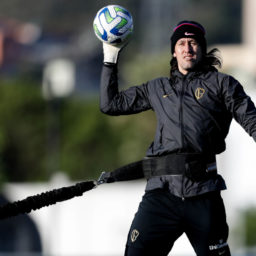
[99,20,256,256]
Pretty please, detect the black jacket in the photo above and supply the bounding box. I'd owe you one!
[100,64,256,157]
[100,64,256,197]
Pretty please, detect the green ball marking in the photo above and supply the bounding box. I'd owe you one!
[105,10,114,23]
[116,18,128,29]
[93,24,102,37]
[114,6,129,17]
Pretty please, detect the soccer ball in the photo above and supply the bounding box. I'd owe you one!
[93,5,133,45]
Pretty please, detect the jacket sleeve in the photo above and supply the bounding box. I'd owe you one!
[222,75,256,141]
[100,64,152,115]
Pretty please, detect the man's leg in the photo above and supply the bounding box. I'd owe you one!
[184,192,231,256]
[124,245,171,256]
[125,189,184,256]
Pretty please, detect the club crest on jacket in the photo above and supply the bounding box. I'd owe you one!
[195,87,205,100]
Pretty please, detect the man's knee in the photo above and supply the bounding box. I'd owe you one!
[125,245,170,256]
[125,246,146,256]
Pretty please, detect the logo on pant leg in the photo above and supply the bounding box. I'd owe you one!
[131,229,139,242]
[209,239,229,255]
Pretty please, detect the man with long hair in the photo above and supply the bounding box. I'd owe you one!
[99,21,256,255]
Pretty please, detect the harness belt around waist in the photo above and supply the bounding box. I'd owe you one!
[142,153,217,182]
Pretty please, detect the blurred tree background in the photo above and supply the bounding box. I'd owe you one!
[3,0,256,252]
[0,0,242,182]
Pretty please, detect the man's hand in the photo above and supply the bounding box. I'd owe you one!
[103,41,128,64]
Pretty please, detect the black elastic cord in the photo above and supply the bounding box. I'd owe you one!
[0,181,96,220]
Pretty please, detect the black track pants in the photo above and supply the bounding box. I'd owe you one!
[125,189,230,256]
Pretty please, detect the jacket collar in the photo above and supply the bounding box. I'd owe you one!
[171,69,199,81]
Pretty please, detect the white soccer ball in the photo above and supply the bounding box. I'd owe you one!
[93,5,133,45]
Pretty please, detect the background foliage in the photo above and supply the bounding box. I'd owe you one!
[0,0,242,183]
[0,76,156,182]
[2,0,256,251]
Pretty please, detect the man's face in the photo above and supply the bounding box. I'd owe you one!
[173,38,203,75]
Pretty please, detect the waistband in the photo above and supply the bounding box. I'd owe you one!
[142,153,217,182]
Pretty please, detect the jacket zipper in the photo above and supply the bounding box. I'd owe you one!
[180,92,184,149]
[179,77,187,149]
[180,77,187,200]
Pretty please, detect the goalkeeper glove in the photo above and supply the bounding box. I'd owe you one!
[103,41,127,64]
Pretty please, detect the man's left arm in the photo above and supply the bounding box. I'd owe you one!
[223,75,256,142]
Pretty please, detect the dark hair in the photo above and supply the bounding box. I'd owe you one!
[170,48,222,78]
